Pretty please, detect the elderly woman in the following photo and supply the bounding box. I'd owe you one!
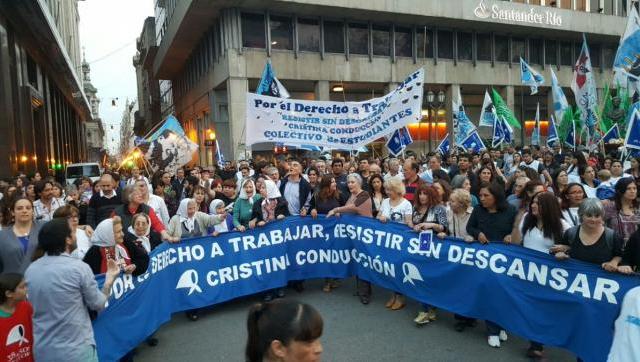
[125,213,162,254]
[552,198,623,272]
[327,173,373,305]
[466,182,517,348]
[233,179,262,232]
[451,174,478,207]
[168,198,226,239]
[83,216,149,276]
[208,199,234,236]
[113,185,178,243]
[602,178,640,245]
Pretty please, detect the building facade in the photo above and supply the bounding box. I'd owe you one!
[119,99,137,157]
[82,55,106,162]
[133,16,162,137]
[151,0,630,162]
[0,0,91,177]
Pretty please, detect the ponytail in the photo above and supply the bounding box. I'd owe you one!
[245,302,268,362]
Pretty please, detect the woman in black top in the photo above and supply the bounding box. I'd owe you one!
[552,198,623,271]
[368,174,386,218]
[309,175,344,217]
[466,181,517,348]
[619,228,640,275]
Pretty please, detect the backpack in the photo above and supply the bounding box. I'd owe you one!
[564,226,615,251]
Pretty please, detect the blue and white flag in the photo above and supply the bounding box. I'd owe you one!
[614,6,640,82]
[625,109,640,150]
[601,124,621,144]
[215,139,225,166]
[571,35,599,139]
[436,134,450,155]
[520,57,545,95]
[547,115,559,146]
[386,127,413,156]
[256,59,290,98]
[499,115,514,144]
[453,88,476,143]
[460,130,486,153]
[479,90,497,128]
[492,116,505,148]
[531,103,541,146]
[565,120,576,149]
[550,68,570,125]
[138,115,199,173]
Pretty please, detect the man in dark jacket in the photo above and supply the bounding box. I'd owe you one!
[86,174,122,228]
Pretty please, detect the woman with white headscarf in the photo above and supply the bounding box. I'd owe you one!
[124,213,162,254]
[168,198,226,239]
[208,199,234,236]
[233,179,262,232]
[83,216,149,276]
[251,179,289,228]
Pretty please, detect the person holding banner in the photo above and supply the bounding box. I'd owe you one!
[466,182,517,348]
[113,186,178,243]
[326,173,373,305]
[412,184,448,325]
[245,299,323,362]
[368,174,386,218]
[233,179,262,232]
[168,198,226,240]
[207,200,234,236]
[552,198,623,273]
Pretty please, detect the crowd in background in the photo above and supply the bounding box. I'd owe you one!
[1,142,640,361]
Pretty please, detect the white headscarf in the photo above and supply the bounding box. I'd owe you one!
[127,214,151,253]
[263,179,281,199]
[177,198,196,232]
[91,218,115,247]
[209,199,225,215]
[239,179,257,204]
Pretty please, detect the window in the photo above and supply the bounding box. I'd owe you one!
[438,30,453,59]
[270,15,293,50]
[349,23,369,55]
[591,44,601,68]
[323,21,344,53]
[372,25,390,56]
[495,35,509,62]
[298,18,320,52]
[529,39,543,65]
[560,41,573,66]
[512,37,525,63]
[241,13,265,48]
[416,28,433,58]
[545,40,557,65]
[477,33,492,61]
[603,46,615,68]
[457,32,472,61]
[394,27,412,57]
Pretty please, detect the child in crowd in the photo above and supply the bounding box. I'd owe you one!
[0,273,33,362]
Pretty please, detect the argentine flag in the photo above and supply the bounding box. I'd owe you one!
[520,58,545,95]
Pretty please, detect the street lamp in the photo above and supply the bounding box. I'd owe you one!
[425,90,446,153]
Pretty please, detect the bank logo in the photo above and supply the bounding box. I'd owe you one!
[176,269,202,295]
[474,0,490,19]
[6,324,29,347]
[402,262,424,286]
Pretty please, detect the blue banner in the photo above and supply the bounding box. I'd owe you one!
[93,216,639,362]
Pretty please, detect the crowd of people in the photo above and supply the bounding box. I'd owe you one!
[1,143,640,361]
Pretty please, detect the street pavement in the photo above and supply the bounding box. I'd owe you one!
[135,278,575,362]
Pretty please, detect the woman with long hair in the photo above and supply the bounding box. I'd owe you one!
[551,170,569,197]
[0,198,44,273]
[466,182,517,348]
[368,174,386,218]
[624,156,640,182]
[191,185,210,214]
[309,175,343,218]
[602,177,640,245]
[411,184,447,326]
[515,192,570,359]
[567,151,588,183]
[579,165,599,198]
[505,152,522,177]
[560,183,587,228]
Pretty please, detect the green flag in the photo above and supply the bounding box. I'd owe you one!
[491,88,521,129]
[598,84,613,133]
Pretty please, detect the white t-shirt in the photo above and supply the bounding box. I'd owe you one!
[581,183,598,198]
[147,194,170,226]
[562,207,580,227]
[379,198,413,225]
[519,213,571,253]
[71,228,91,260]
[608,286,640,362]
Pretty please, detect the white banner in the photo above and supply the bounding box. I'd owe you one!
[245,69,424,149]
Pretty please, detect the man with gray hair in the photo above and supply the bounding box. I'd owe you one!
[384,158,403,182]
[86,173,121,228]
[507,176,530,209]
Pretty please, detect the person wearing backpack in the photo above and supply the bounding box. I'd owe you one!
[551,198,623,272]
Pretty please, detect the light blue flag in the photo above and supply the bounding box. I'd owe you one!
[547,115,559,146]
[624,109,640,150]
[614,6,640,81]
[601,124,621,144]
[436,134,450,155]
[453,88,476,143]
[531,103,541,146]
[256,60,290,98]
[565,120,576,149]
[550,68,569,125]
[479,90,497,127]
[460,130,486,153]
[520,58,545,95]
[146,115,186,141]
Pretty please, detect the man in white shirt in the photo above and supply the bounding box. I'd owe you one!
[33,181,65,221]
[383,158,404,182]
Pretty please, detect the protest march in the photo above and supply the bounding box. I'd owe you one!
[7,2,640,362]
